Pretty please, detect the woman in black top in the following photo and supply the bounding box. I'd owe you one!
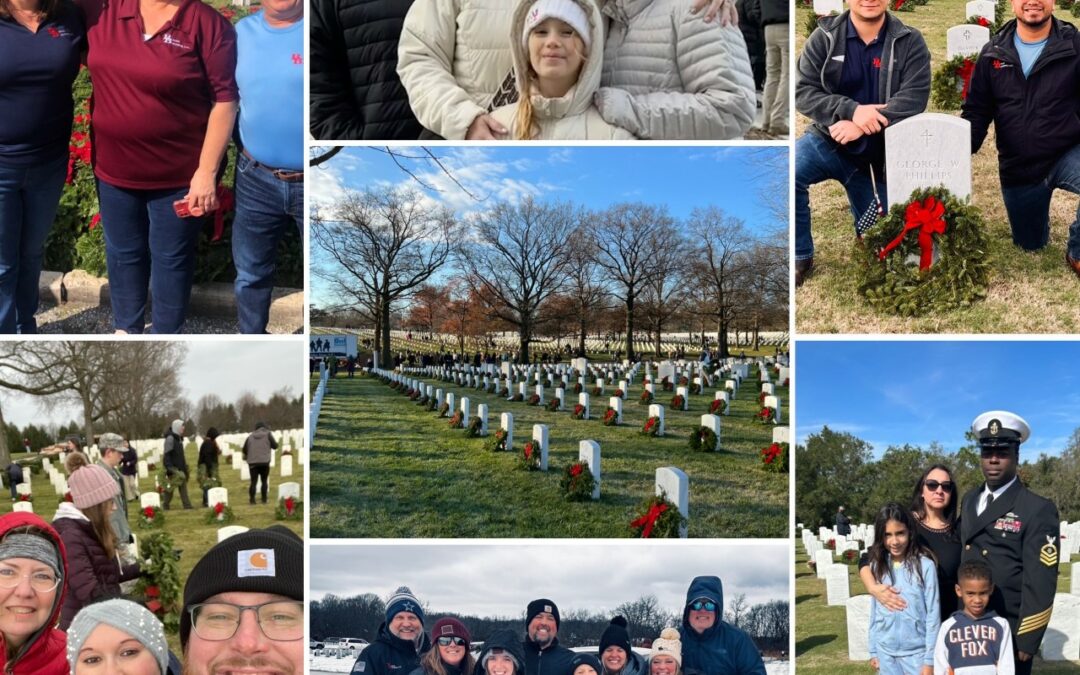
[197,427,220,507]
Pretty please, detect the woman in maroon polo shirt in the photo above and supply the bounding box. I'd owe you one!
[79,0,237,334]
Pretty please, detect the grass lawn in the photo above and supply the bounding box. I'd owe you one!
[794,0,1080,333]
[309,366,789,538]
[16,442,303,654]
[795,545,1080,673]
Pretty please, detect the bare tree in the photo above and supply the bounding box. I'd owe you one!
[690,207,751,358]
[724,592,750,629]
[640,231,690,359]
[563,229,609,357]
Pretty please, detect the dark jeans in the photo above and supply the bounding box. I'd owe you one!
[199,463,217,506]
[0,155,67,334]
[1000,144,1080,259]
[162,469,192,509]
[795,132,887,260]
[249,463,269,503]
[96,179,204,334]
[231,153,303,334]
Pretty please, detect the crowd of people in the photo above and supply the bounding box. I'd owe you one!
[350,577,768,675]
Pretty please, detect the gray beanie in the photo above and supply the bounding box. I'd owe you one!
[67,599,168,675]
[0,532,61,577]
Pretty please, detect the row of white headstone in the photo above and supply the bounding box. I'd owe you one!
[137,481,301,510]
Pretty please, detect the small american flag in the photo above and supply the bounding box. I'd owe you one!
[855,166,885,236]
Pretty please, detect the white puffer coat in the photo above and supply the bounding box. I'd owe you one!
[397,0,516,140]
[597,0,757,139]
[491,0,635,140]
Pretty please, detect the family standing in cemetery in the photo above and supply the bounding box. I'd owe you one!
[0,0,303,334]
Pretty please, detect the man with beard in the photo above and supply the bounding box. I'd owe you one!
[679,576,765,675]
[959,411,1059,675]
[353,587,430,675]
[962,0,1080,279]
[521,599,574,675]
[181,525,303,675]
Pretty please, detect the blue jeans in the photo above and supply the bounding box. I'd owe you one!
[0,155,67,334]
[875,653,924,675]
[1000,143,1080,259]
[231,152,303,334]
[795,132,887,260]
[97,180,204,334]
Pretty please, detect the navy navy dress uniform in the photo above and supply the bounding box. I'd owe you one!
[959,411,1059,675]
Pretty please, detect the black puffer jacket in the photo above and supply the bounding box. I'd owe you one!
[962,17,1080,187]
[472,629,526,675]
[310,0,425,139]
[353,622,430,675]
[52,506,139,629]
[521,635,574,675]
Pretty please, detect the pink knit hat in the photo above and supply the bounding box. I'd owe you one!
[69,465,119,509]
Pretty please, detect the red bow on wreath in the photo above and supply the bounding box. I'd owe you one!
[877,196,947,270]
[957,59,975,100]
[631,503,669,538]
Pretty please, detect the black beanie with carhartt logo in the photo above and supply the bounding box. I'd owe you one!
[526,598,560,629]
[180,525,303,649]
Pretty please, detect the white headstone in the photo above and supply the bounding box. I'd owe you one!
[1042,593,1080,660]
[609,397,624,424]
[436,389,444,406]
[699,414,721,451]
[217,525,250,542]
[1072,562,1080,596]
[578,392,590,420]
[534,385,544,404]
[207,487,228,507]
[280,454,293,477]
[241,463,250,481]
[21,468,30,483]
[655,467,689,538]
[813,0,843,14]
[648,404,665,436]
[846,595,873,661]
[772,426,791,445]
[815,549,833,578]
[532,425,550,471]
[658,361,676,384]
[885,113,972,208]
[946,24,990,59]
[12,502,33,513]
[15,484,31,498]
[460,396,471,420]
[278,482,301,500]
[761,383,775,396]
[676,386,689,410]
[502,413,514,450]
[140,492,161,509]
[714,390,731,415]
[446,392,456,412]
[231,452,242,469]
[477,403,489,436]
[965,0,995,20]
[554,387,565,410]
[826,565,851,606]
[764,395,782,423]
[578,441,601,500]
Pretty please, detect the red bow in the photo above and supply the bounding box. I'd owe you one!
[570,464,583,477]
[878,196,947,270]
[631,503,669,538]
[957,59,975,100]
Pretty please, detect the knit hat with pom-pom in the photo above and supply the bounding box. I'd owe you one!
[649,628,682,667]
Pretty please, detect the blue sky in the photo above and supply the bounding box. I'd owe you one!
[796,340,1080,459]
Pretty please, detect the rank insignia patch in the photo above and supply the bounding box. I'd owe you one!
[1040,536,1058,567]
[989,419,1001,435]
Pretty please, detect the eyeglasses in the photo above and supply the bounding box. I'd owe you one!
[924,480,954,493]
[689,601,716,612]
[0,567,61,592]
[189,601,304,641]
[438,636,467,647]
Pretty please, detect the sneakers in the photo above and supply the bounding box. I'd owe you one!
[795,258,814,287]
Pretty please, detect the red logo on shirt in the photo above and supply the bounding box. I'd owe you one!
[47,26,60,37]
[291,53,303,65]
[993,59,1003,69]
[872,57,881,69]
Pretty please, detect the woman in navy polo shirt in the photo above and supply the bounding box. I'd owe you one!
[0,0,84,334]
[79,0,237,334]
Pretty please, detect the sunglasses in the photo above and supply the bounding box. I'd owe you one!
[689,601,716,612]
[438,636,467,647]
[924,480,954,493]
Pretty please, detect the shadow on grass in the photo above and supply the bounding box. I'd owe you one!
[795,594,816,604]
[796,635,837,656]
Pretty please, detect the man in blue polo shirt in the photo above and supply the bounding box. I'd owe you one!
[233,0,303,333]
[794,0,930,286]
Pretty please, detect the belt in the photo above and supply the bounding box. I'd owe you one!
[242,149,304,182]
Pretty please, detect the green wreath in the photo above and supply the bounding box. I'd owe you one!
[931,54,977,110]
[688,426,718,452]
[560,461,597,502]
[205,502,235,525]
[519,441,541,471]
[466,416,483,437]
[857,187,990,316]
[603,407,619,427]
[629,490,686,538]
[275,495,303,520]
[488,428,508,452]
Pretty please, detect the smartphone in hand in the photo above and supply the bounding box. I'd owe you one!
[173,199,204,218]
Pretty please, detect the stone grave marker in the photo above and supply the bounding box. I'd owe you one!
[761,383,775,396]
[645,382,655,395]
[12,502,33,513]
[207,487,228,507]
[446,392,456,413]
[281,454,293,477]
[725,379,737,395]
[846,595,873,660]
[655,467,689,538]
[477,404,489,435]
[15,484,31,499]
[555,388,565,410]
[966,0,995,20]
[773,426,790,444]
[885,113,971,208]
[676,386,689,410]
[460,396,471,420]
[658,361,676,384]
[618,380,628,397]
[278,482,301,500]
[1072,562,1080,596]
[241,463,250,481]
[217,525,250,541]
[578,392,590,420]
[826,565,851,606]
[532,425,550,471]
[648,404,665,436]
[502,413,514,450]
[435,389,444,407]
[231,453,243,469]
[138,461,148,478]
[534,384,544,404]
[1042,594,1080,660]
[141,492,161,509]
[579,441,601,500]
[21,468,30,483]
[518,382,527,398]
[764,395,782,423]
[946,24,990,60]
[610,397,624,424]
[699,414,722,450]
[714,390,731,415]
[815,549,833,578]
[813,0,843,13]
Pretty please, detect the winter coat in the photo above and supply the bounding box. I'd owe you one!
[522,635,574,675]
[397,0,517,139]
[198,438,219,471]
[471,629,526,675]
[52,502,140,630]
[310,0,425,139]
[490,0,634,140]
[796,11,930,143]
[96,459,131,545]
[7,463,23,485]
[243,426,277,465]
[758,0,787,28]
[868,555,939,665]
[0,512,69,675]
[961,17,1080,187]
[596,0,756,139]
[163,430,188,476]
[119,446,138,477]
[602,650,647,675]
[352,622,430,675]
[679,576,766,675]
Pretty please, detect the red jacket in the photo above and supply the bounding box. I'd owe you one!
[0,512,69,675]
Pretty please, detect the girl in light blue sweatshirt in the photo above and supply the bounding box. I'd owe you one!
[868,503,940,675]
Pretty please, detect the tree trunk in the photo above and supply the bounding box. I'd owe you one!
[717,319,730,358]
[379,293,392,370]
[519,319,531,365]
[654,326,662,362]
[81,392,94,450]
[577,319,587,358]
[0,403,11,468]
[624,292,635,362]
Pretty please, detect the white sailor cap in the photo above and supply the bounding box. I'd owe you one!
[971,410,1030,446]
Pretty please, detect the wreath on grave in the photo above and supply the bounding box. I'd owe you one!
[826,538,837,550]
[572,404,587,420]
[198,472,221,491]
[710,398,727,415]
[573,383,583,394]
[498,386,510,398]
[448,411,465,429]
[511,393,525,403]
[17,493,32,503]
[641,416,661,437]
[546,398,561,412]
[758,391,768,404]
[761,442,789,473]
[639,390,654,406]
[891,0,913,11]
[591,386,603,396]
[629,490,686,538]
[437,402,450,417]
[528,394,541,406]
[756,406,778,425]
[519,441,541,471]
[466,416,483,437]
[426,397,438,411]
[275,495,303,520]
[688,426,718,452]
[204,502,235,525]
[603,407,619,427]
[689,383,702,395]
[661,377,673,392]
[678,376,689,386]
[135,531,181,632]
[488,428,508,452]
[671,394,686,410]
[614,388,625,399]
[139,505,164,529]
[841,548,861,565]
[857,187,990,316]
[560,461,596,502]
[931,54,977,111]
[63,491,73,502]
[417,394,430,406]
[783,378,790,388]
[408,389,421,401]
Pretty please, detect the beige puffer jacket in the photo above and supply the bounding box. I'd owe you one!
[397,0,516,140]
[491,0,635,140]
[597,0,757,139]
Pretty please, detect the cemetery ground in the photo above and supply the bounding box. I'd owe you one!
[794,0,1080,333]
[794,547,1080,673]
[309,364,788,538]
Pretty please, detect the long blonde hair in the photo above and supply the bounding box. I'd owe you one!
[515,21,589,140]
[81,501,118,560]
[419,641,476,675]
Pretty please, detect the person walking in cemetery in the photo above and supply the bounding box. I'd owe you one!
[197,427,221,508]
[232,0,304,334]
[93,433,131,547]
[960,0,1080,279]
[180,525,303,675]
[522,598,575,675]
[119,439,139,501]
[932,560,1015,675]
[351,586,430,675]
[754,0,787,136]
[0,0,84,334]
[958,411,1059,675]
[52,464,141,630]
[477,629,526,675]
[242,421,277,505]
[678,576,766,675]
[0,512,69,675]
[408,618,475,675]
[866,503,940,675]
[162,420,193,510]
[598,616,647,675]
[794,0,931,287]
[835,505,852,536]
[7,462,23,501]
[66,598,177,675]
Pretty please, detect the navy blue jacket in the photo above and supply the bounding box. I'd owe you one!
[353,622,430,675]
[679,576,766,675]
